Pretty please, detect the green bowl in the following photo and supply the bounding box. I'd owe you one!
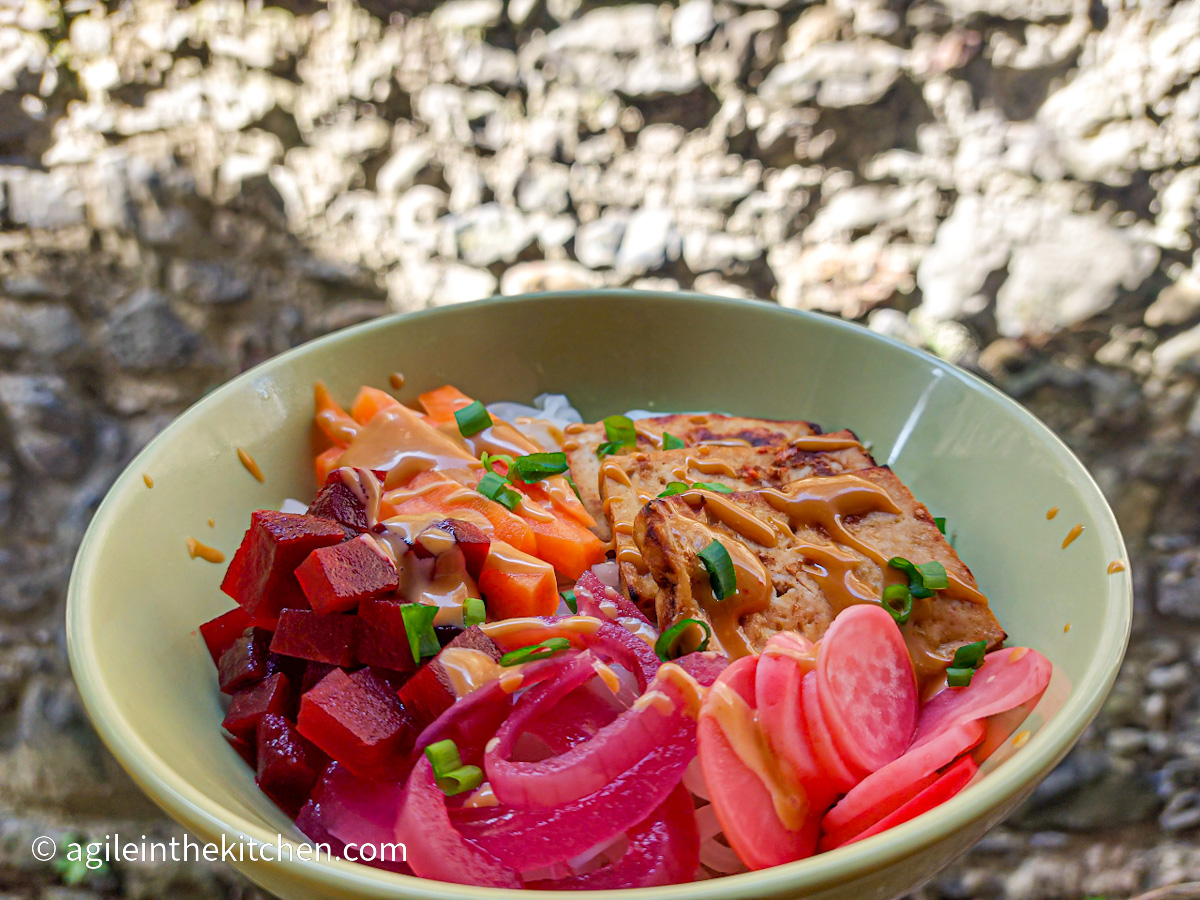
[67,291,1130,900]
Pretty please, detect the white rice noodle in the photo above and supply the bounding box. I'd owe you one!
[279,497,308,514]
[487,393,583,450]
[588,560,620,590]
[695,804,748,875]
[682,757,709,801]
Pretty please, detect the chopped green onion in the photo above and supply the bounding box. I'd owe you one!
[455,401,492,437]
[424,738,463,777]
[698,540,737,601]
[463,596,486,628]
[566,473,582,501]
[400,603,439,661]
[917,561,949,591]
[946,667,975,688]
[477,471,521,511]
[662,432,685,450]
[480,451,515,475]
[881,583,913,625]
[658,481,690,498]
[499,637,572,666]
[597,415,636,458]
[435,764,484,796]
[654,618,712,661]
[692,482,734,493]
[513,451,570,481]
[934,516,947,534]
[951,639,987,670]
[561,589,577,614]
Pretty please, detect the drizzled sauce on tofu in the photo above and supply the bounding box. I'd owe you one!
[659,472,989,688]
[788,435,864,452]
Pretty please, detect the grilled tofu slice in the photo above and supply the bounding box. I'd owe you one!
[634,466,1006,689]
[563,413,823,541]
[599,431,875,612]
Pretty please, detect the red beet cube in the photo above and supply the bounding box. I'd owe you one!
[222,511,347,618]
[395,626,502,732]
[309,480,369,532]
[355,598,417,673]
[200,607,252,665]
[294,534,399,615]
[256,713,328,816]
[270,610,359,667]
[434,518,490,577]
[218,627,273,694]
[223,672,294,740]
[302,661,337,693]
[297,668,417,780]
[226,733,257,769]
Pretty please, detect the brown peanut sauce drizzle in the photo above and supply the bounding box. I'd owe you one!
[237,447,265,483]
[659,473,988,688]
[187,537,225,564]
[1062,524,1084,548]
[1107,560,1126,574]
[788,434,864,452]
[340,405,480,487]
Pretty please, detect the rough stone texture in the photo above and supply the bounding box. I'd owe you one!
[0,0,1199,897]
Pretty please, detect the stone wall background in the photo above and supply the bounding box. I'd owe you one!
[1,0,1200,896]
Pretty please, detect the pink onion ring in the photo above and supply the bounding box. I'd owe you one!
[575,570,652,625]
[527,784,699,889]
[486,660,698,808]
[453,721,695,871]
[395,757,521,888]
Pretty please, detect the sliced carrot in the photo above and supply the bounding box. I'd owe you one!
[385,470,537,556]
[419,385,475,424]
[351,386,401,425]
[314,382,360,446]
[515,482,606,579]
[478,541,559,619]
[314,446,343,486]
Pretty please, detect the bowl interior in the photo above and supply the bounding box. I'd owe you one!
[68,291,1129,899]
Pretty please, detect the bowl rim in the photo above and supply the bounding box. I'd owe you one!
[67,289,1131,899]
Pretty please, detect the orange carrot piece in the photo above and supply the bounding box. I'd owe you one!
[515,483,607,578]
[478,543,559,619]
[314,382,360,446]
[418,385,476,424]
[350,386,401,426]
[386,470,538,556]
[314,446,344,486]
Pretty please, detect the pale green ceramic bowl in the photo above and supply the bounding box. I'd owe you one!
[67,291,1130,900]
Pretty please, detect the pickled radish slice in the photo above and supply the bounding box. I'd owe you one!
[817,605,918,773]
[801,670,865,794]
[820,755,979,851]
[821,718,985,846]
[756,633,836,811]
[698,655,818,869]
[913,647,1052,749]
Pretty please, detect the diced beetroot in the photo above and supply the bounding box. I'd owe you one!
[223,672,295,740]
[297,668,418,781]
[200,607,252,665]
[256,713,329,816]
[221,510,347,619]
[395,626,502,733]
[270,610,359,667]
[297,762,410,873]
[302,661,337,694]
[295,534,399,615]
[355,598,417,673]
[309,480,369,533]
[434,518,490,577]
[226,733,257,769]
[365,666,412,692]
[218,627,273,694]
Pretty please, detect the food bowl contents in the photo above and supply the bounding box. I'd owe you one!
[197,381,1053,888]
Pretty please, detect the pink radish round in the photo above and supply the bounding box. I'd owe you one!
[820,755,978,852]
[821,718,985,846]
[801,670,866,795]
[757,633,838,812]
[913,647,1052,749]
[698,655,818,869]
[817,605,918,773]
